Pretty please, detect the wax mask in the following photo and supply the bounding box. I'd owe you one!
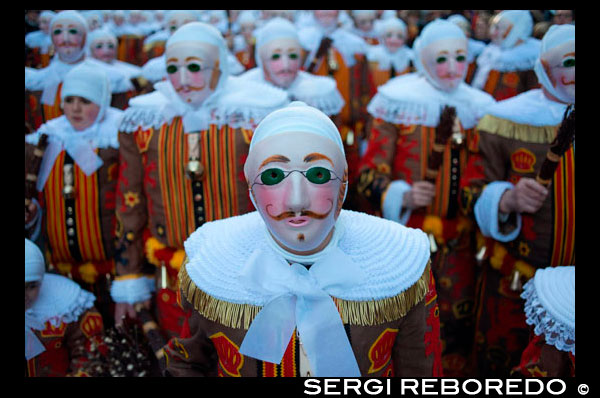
[420,37,468,91]
[113,15,124,26]
[90,39,117,63]
[247,132,347,253]
[261,38,301,89]
[51,20,86,63]
[63,96,101,131]
[489,14,513,46]
[25,281,41,311]
[241,22,256,43]
[167,14,197,35]
[355,15,375,33]
[314,10,339,29]
[166,41,220,108]
[39,16,52,35]
[383,29,406,53]
[541,40,575,103]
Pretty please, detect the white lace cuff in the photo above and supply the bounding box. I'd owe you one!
[522,279,575,355]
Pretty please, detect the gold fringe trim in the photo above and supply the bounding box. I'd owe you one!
[477,115,558,144]
[179,258,432,329]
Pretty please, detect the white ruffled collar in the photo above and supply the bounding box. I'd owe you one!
[26,107,123,150]
[121,77,289,133]
[25,274,96,329]
[239,68,344,116]
[183,210,431,305]
[366,44,413,71]
[484,88,569,126]
[476,38,541,72]
[367,73,496,129]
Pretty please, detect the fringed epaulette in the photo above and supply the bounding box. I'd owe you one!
[477,114,557,144]
[179,257,431,330]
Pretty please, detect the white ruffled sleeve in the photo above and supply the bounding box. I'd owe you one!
[474,181,522,242]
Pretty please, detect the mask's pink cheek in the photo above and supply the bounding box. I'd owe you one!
[435,63,449,78]
[306,185,337,213]
[268,59,286,74]
[167,71,180,88]
[254,186,288,215]
[188,71,207,87]
[456,62,467,75]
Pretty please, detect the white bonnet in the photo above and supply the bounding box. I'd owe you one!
[534,24,575,104]
[249,101,344,155]
[494,10,533,49]
[50,10,88,32]
[255,17,299,67]
[25,238,45,283]
[413,19,466,77]
[60,62,112,122]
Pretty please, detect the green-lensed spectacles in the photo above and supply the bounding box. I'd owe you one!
[252,167,341,187]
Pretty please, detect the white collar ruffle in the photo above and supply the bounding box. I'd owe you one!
[367,73,496,129]
[238,68,344,116]
[366,44,413,72]
[482,88,569,126]
[183,210,431,305]
[120,76,289,133]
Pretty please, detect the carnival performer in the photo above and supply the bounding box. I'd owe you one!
[25,10,132,132]
[25,63,125,327]
[163,101,442,377]
[471,10,541,100]
[512,266,575,377]
[232,10,259,71]
[112,22,289,338]
[141,11,244,86]
[299,10,369,148]
[25,238,104,377]
[356,19,495,377]
[87,28,145,84]
[366,17,414,89]
[237,18,344,126]
[25,10,56,69]
[447,14,486,85]
[350,10,379,45]
[467,24,575,377]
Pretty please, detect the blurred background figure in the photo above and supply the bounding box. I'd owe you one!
[232,10,259,71]
[350,10,379,45]
[25,10,56,69]
[552,10,574,25]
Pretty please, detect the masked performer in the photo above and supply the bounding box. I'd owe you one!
[467,24,575,377]
[471,10,541,101]
[357,19,496,377]
[447,14,486,85]
[25,10,56,69]
[238,18,344,125]
[25,10,132,132]
[350,10,379,45]
[366,17,414,89]
[232,10,259,71]
[163,101,441,377]
[25,238,104,377]
[112,22,289,338]
[25,64,124,327]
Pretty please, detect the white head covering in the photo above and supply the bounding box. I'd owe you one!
[412,19,467,88]
[25,239,45,283]
[447,14,470,35]
[238,10,258,25]
[249,101,344,155]
[351,10,376,18]
[534,24,575,104]
[87,28,118,50]
[166,22,229,92]
[60,62,112,124]
[40,10,57,22]
[165,10,200,25]
[375,17,407,40]
[255,17,299,68]
[494,10,533,49]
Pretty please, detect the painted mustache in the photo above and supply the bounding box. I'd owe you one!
[266,207,331,221]
[561,76,575,86]
[175,84,206,92]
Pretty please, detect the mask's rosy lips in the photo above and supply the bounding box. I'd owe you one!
[286,216,309,227]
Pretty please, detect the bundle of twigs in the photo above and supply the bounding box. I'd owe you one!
[306,37,333,73]
[425,106,457,184]
[536,105,575,187]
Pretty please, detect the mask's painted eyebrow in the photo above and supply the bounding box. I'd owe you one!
[563,52,575,57]
[304,152,334,167]
[185,56,203,62]
[166,57,178,63]
[259,155,291,169]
